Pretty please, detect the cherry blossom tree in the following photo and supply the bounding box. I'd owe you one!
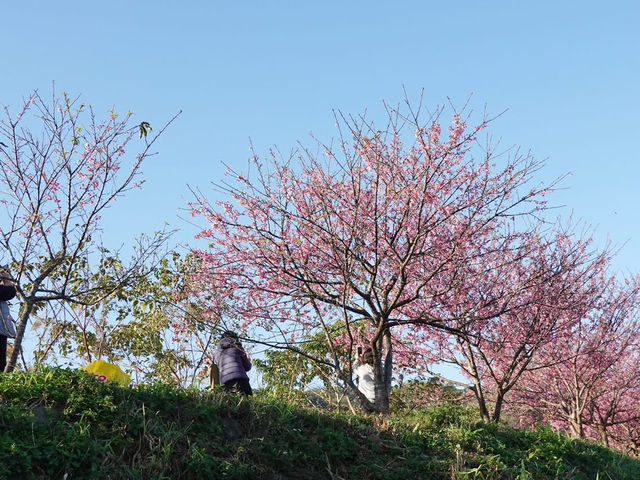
[613,411,640,456]
[434,227,610,422]
[508,277,640,440]
[0,89,178,372]
[188,97,562,413]
[585,345,640,449]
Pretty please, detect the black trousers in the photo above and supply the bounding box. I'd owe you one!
[0,335,6,372]
[223,378,252,396]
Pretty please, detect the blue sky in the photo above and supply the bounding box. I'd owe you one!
[3,0,639,275]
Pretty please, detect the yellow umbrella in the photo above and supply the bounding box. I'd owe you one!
[82,360,131,386]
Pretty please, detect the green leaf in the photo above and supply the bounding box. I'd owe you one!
[139,121,152,139]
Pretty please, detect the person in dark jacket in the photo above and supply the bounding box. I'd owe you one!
[213,330,252,395]
[0,265,17,373]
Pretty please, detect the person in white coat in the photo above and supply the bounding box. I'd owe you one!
[0,265,17,372]
[355,348,375,404]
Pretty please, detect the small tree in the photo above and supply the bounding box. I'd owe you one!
[510,278,640,440]
[30,251,214,387]
[254,336,341,407]
[434,227,609,422]
[0,89,178,371]
[586,348,640,449]
[188,96,561,412]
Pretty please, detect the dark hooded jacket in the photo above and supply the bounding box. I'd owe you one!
[0,285,16,302]
[213,337,251,384]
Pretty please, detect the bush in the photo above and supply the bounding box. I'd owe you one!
[390,378,464,411]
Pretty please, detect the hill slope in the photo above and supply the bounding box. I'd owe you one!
[0,369,638,479]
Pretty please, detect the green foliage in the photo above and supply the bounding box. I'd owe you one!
[390,378,465,411]
[253,348,319,401]
[0,369,639,479]
[138,121,152,138]
[32,252,211,386]
[254,330,360,409]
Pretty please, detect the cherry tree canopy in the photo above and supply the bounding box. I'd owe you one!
[188,100,562,412]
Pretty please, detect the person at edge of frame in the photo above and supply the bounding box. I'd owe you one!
[0,265,17,372]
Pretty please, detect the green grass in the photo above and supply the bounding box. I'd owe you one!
[0,368,638,479]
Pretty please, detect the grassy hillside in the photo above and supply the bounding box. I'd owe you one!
[0,368,638,479]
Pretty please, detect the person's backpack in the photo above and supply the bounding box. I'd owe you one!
[0,301,16,338]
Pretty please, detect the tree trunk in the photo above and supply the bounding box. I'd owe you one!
[6,300,33,373]
[470,381,491,422]
[492,391,505,423]
[373,330,393,414]
[568,414,584,439]
[597,424,610,448]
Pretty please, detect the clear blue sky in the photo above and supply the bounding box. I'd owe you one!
[2,1,639,273]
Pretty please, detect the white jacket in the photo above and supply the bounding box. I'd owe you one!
[355,363,375,402]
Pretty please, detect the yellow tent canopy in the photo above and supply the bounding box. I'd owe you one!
[82,360,131,386]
